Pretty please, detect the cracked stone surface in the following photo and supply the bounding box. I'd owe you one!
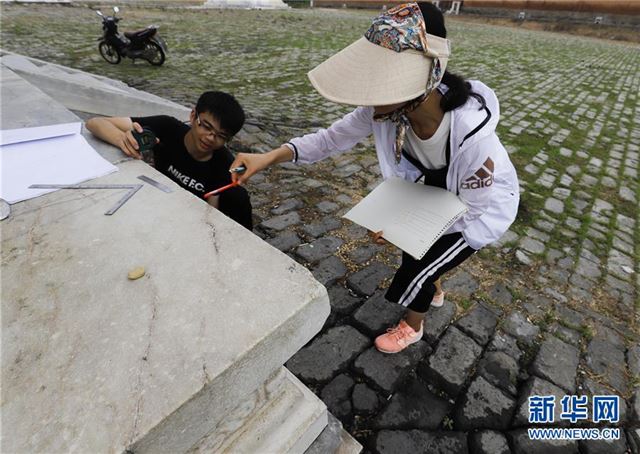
[585,338,628,395]
[530,336,580,393]
[286,326,369,384]
[346,263,394,296]
[320,373,355,422]
[476,350,519,396]
[351,291,405,337]
[353,343,431,395]
[469,430,511,454]
[374,376,452,430]
[423,300,457,345]
[454,375,517,430]
[502,311,541,346]
[508,429,578,454]
[514,377,569,426]
[295,236,344,263]
[455,303,499,346]
[419,327,482,397]
[374,430,468,454]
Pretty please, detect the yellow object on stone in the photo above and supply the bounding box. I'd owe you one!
[128,266,145,280]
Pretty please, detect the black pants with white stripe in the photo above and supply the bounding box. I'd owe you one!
[385,232,477,313]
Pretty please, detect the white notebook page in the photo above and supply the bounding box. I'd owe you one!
[343,178,468,260]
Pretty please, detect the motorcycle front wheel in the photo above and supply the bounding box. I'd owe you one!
[144,42,165,66]
[99,41,121,64]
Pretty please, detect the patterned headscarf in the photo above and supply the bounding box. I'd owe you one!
[366,3,448,163]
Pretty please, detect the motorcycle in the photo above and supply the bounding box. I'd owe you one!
[95,7,167,66]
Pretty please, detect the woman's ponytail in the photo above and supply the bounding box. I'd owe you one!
[440,71,486,112]
[418,2,486,113]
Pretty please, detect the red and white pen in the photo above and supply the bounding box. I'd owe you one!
[204,181,240,199]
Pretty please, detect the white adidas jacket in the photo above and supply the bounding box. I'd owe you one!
[288,81,519,250]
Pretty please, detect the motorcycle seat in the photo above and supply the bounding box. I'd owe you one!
[124,27,156,39]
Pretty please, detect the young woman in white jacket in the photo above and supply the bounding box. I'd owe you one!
[232,2,519,353]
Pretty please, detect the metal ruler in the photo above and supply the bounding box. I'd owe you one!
[137,175,172,193]
[29,184,143,215]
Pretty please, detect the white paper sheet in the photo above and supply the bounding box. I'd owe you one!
[0,122,81,146]
[0,125,118,204]
[343,178,468,260]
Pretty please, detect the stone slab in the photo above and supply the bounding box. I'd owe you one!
[508,429,578,454]
[1,68,330,454]
[346,263,394,297]
[2,159,331,454]
[321,374,355,423]
[487,331,523,362]
[374,430,468,454]
[351,291,405,337]
[287,326,370,384]
[304,412,362,454]
[454,375,516,430]
[419,326,482,396]
[477,351,519,396]
[423,300,456,345]
[502,311,541,346]
[1,52,190,120]
[578,437,629,454]
[531,336,580,392]
[188,368,327,454]
[469,430,510,454]
[513,377,568,427]
[353,343,430,395]
[585,338,628,394]
[352,383,380,416]
[374,376,452,430]
[455,303,498,346]
[295,237,344,264]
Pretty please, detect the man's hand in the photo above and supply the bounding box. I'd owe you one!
[368,230,387,245]
[118,122,144,159]
[85,116,158,160]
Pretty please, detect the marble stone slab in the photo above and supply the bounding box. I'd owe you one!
[1,65,330,453]
[189,368,327,454]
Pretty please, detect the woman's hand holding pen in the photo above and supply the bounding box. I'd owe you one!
[229,153,272,185]
[229,145,295,185]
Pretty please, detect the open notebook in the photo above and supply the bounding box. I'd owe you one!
[343,177,468,260]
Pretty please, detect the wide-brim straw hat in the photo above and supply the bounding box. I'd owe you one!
[307,3,450,106]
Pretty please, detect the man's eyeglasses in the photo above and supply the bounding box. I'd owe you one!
[196,113,231,142]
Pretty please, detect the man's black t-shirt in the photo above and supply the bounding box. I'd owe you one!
[131,115,234,199]
[130,115,253,230]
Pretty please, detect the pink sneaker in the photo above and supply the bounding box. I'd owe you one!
[374,320,423,354]
[431,291,445,308]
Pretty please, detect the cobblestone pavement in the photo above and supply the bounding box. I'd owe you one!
[3,5,640,453]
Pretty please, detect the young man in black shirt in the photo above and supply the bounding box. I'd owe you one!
[85,91,253,229]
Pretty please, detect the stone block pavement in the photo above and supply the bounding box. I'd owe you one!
[245,129,640,452]
[2,5,639,453]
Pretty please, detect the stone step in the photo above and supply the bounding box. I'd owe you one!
[1,54,126,94]
[0,50,189,119]
[37,62,71,78]
[187,368,328,454]
[305,413,362,454]
[0,53,40,72]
